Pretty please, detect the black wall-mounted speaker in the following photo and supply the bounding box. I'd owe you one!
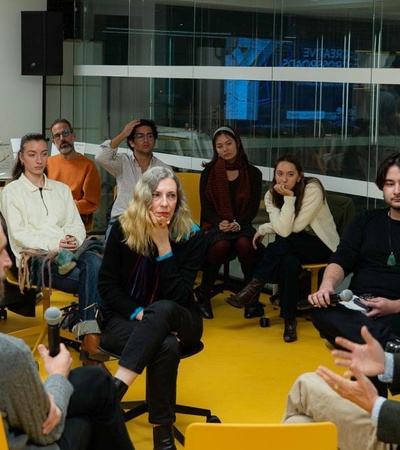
[21,11,63,76]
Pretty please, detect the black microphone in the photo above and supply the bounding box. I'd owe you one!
[298,289,353,310]
[45,307,62,357]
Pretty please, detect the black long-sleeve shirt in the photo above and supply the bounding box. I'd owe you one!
[330,208,400,299]
[98,221,205,320]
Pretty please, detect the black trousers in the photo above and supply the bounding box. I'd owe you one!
[253,232,332,319]
[311,304,400,397]
[57,366,134,450]
[101,300,203,425]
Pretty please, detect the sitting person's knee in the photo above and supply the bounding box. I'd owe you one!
[159,333,181,360]
[145,299,178,317]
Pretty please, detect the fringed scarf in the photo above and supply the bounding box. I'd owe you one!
[19,250,58,294]
[127,255,159,307]
[203,156,251,229]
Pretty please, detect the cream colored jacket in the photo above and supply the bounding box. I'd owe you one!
[258,182,339,252]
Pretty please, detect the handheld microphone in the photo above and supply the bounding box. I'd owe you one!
[297,289,353,310]
[44,306,62,357]
[328,289,353,304]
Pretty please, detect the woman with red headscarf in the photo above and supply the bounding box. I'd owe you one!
[195,126,262,320]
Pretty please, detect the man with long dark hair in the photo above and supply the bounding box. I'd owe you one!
[310,152,400,397]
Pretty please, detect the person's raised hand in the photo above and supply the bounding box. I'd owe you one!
[316,364,379,413]
[273,183,294,197]
[332,326,386,377]
[149,210,171,256]
[122,119,141,138]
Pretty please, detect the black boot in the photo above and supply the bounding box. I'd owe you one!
[194,286,213,319]
[153,424,177,450]
[283,318,298,343]
[113,377,129,400]
[244,300,264,319]
[225,278,265,308]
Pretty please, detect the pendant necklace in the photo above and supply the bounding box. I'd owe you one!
[387,211,400,266]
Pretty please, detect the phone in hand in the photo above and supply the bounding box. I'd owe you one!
[353,293,374,312]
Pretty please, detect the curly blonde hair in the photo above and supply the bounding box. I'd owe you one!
[120,167,194,255]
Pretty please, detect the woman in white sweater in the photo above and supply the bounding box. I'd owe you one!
[226,154,339,342]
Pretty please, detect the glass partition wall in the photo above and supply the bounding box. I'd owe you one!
[46,0,400,230]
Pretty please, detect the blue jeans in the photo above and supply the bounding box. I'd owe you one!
[37,251,103,322]
[105,218,117,242]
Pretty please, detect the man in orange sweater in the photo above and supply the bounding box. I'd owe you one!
[47,119,101,231]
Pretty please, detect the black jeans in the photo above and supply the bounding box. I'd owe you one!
[57,366,134,450]
[253,232,332,319]
[101,300,203,425]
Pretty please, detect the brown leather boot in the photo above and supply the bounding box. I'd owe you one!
[224,279,265,308]
[80,333,110,362]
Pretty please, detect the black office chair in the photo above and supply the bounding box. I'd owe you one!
[98,340,221,445]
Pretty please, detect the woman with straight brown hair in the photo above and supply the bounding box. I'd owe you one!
[226,154,339,342]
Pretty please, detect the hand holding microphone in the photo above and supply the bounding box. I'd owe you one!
[44,307,62,357]
[299,289,353,310]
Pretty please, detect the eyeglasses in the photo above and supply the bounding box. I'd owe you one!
[52,129,72,140]
[134,133,155,141]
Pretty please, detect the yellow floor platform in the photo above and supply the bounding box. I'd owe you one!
[0,290,341,450]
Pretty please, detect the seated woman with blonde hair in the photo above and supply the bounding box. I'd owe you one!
[98,166,205,450]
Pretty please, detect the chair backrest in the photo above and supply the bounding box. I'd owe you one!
[326,193,356,236]
[0,415,10,450]
[184,422,337,450]
[175,172,201,225]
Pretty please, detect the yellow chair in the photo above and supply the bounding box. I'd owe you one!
[5,269,77,355]
[0,415,9,450]
[175,172,201,225]
[184,422,337,450]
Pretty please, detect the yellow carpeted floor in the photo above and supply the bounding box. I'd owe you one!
[0,289,343,450]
